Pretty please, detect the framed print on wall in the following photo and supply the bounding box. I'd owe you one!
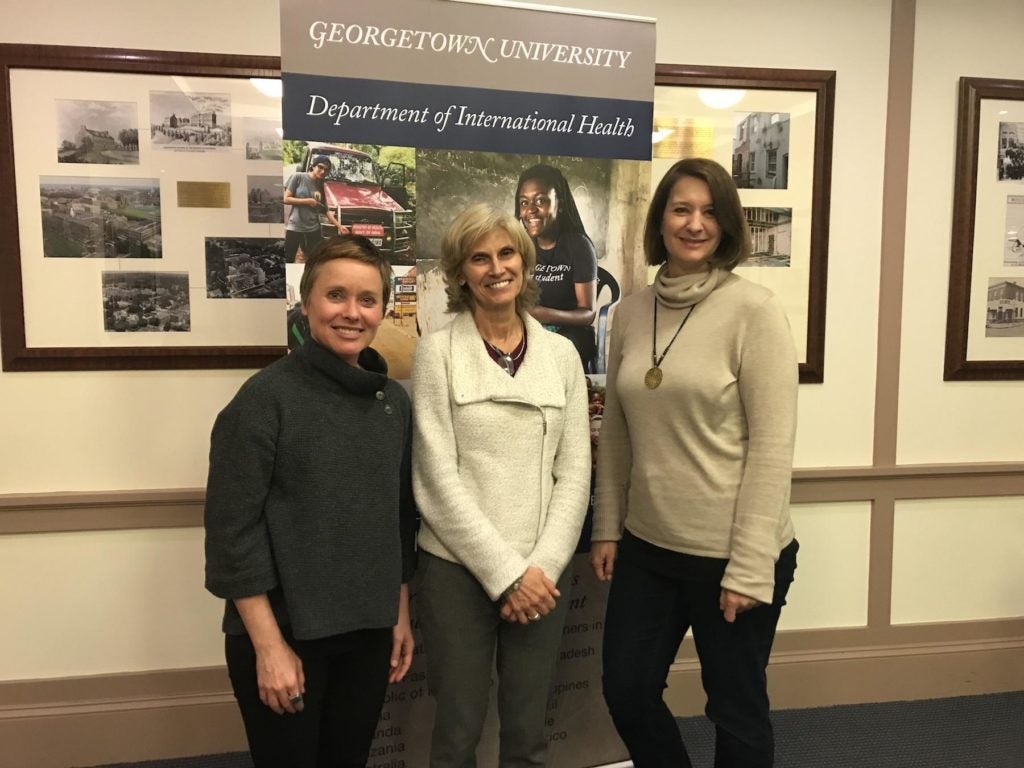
[0,44,284,371]
[945,76,1024,380]
[654,64,836,383]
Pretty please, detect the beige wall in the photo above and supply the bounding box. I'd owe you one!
[0,0,1022,739]
[898,0,1024,463]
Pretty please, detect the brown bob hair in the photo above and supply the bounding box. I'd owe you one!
[644,158,751,271]
[299,235,393,309]
[441,204,540,314]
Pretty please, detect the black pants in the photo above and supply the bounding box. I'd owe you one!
[602,532,798,768]
[225,626,392,768]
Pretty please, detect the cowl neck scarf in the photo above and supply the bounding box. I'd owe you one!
[653,264,722,310]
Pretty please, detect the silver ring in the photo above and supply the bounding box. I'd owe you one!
[529,613,541,621]
[289,693,304,705]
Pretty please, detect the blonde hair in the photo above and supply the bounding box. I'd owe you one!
[440,204,539,313]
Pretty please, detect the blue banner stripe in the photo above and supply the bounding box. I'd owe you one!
[282,73,652,161]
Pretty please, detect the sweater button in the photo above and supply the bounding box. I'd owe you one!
[383,404,393,415]
[375,391,385,400]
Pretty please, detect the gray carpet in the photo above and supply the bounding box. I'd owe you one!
[677,691,1024,768]
[90,691,1024,767]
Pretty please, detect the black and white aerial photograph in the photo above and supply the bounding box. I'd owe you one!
[102,271,190,332]
[247,175,285,224]
[998,122,1024,181]
[205,237,286,298]
[150,91,231,150]
[986,277,1024,337]
[1004,195,1024,266]
[732,111,790,189]
[742,207,792,267]
[40,176,162,258]
[56,100,139,165]
[244,118,283,160]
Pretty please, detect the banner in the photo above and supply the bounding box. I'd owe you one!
[281,0,653,159]
[281,2,655,765]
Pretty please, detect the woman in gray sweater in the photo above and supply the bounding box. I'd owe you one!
[592,158,799,768]
[204,236,416,768]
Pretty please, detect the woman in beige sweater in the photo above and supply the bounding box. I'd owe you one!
[591,158,799,768]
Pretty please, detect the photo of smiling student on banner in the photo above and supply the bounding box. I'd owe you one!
[515,163,599,370]
[415,150,638,376]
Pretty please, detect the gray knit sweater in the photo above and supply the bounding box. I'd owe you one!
[204,339,416,640]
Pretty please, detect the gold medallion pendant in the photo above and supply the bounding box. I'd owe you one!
[644,366,663,389]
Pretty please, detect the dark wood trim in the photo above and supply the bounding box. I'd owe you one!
[944,75,1024,380]
[0,43,286,372]
[654,63,836,383]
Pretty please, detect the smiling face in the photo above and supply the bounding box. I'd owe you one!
[301,258,384,365]
[660,175,722,276]
[517,179,559,245]
[461,228,525,316]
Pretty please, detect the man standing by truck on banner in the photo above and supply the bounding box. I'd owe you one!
[283,154,347,263]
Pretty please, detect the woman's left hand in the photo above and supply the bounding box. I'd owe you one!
[719,588,760,623]
[502,566,559,624]
[389,584,415,683]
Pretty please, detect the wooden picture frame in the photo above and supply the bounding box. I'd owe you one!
[0,44,284,371]
[944,76,1024,380]
[654,64,836,383]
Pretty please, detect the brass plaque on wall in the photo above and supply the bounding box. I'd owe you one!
[177,181,231,208]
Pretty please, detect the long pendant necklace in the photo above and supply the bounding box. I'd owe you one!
[483,323,526,377]
[645,299,695,389]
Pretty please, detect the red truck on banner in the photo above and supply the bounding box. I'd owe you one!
[298,143,414,262]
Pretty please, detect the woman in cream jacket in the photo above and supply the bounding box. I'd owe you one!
[412,203,591,767]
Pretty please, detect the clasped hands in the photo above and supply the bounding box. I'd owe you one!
[499,565,559,624]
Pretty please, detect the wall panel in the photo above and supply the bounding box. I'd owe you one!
[780,502,871,631]
[897,0,1024,463]
[0,528,223,680]
[891,496,1024,624]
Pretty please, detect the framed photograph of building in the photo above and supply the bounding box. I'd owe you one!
[654,64,835,382]
[0,44,283,371]
[945,76,1024,380]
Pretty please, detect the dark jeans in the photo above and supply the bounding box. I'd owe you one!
[225,626,392,768]
[602,532,798,768]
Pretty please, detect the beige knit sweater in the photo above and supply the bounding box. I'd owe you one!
[413,311,592,600]
[592,266,798,603]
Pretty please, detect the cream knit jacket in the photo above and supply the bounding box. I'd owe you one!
[593,267,798,604]
[412,311,592,600]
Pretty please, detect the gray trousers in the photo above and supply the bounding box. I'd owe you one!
[417,551,572,768]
